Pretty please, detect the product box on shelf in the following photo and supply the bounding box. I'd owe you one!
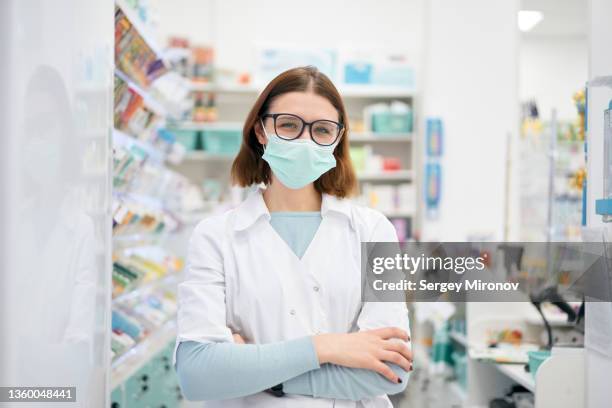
[115,7,167,88]
[169,129,201,151]
[338,49,415,89]
[202,128,242,156]
[371,111,413,134]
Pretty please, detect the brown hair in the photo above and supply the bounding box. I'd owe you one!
[231,66,357,198]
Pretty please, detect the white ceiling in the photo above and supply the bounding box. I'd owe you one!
[521,0,587,37]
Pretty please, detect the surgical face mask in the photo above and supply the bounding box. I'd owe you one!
[261,120,337,189]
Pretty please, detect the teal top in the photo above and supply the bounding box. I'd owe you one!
[269,211,322,258]
[175,212,409,401]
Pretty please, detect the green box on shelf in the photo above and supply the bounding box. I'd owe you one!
[169,129,201,151]
[349,146,366,173]
[203,128,242,156]
[371,111,413,133]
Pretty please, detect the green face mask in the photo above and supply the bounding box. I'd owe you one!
[261,122,337,189]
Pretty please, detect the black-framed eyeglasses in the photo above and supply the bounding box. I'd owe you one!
[261,113,344,146]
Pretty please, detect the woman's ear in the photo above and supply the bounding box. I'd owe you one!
[254,119,267,146]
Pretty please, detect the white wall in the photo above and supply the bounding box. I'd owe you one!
[421,0,519,241]
[519,35,588,121]
[149,0,214,46]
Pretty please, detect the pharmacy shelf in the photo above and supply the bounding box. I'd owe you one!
[188,82,414,99]
[177,209,214,225]
[350,133,413,143]
[450,331,469,348]
[113,272,182,304]
[340,86,414,98]
[588,75,612,88]
[168,122,412,145]
[495,363,534,392]
[383,209,415,218]
[116,0,164,58]
[357,170,413,181]
[115,69,168,117]
[112,231,164,247]
[113,190,180,215]
[111,319,177,389]
[113,127,167,164]
[190,82,258,94]
[183,151,235,161]
[167,121,242,131]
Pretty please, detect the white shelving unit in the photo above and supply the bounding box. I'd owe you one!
[350,132,413,143]
[189,82,257,94]
[111,320,177,389]
[115,69,168,117]
[357,170,414,181]
[339,86,415,99]
[519,111,585,242]
[463,303,586,407]
[113,128,166,164]
[168,121,242,131]
[169,77,421,230]
[112,4,196,406]
[188,82,415,99]
[495,363,534,392]
[168,121,413,144]
[116,0,164,56]
[183,151,235,161]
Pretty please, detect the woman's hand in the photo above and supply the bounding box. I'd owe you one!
[312,327,412,383]
[233,333,246,344]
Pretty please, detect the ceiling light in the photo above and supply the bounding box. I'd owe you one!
[518,10,544,32]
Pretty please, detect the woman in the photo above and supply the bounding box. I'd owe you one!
[175,66,412,407]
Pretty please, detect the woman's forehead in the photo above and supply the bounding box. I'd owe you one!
[268,91,339,122]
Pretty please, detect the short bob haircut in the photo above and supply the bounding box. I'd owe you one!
[231,66,357,198]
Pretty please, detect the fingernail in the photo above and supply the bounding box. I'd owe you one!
[410,364,413,371]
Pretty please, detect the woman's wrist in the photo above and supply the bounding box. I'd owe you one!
[312,334,334,365]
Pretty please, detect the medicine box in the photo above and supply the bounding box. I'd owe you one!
[169,129,201,151]
[202,128,242,156]
[371,111,413,133]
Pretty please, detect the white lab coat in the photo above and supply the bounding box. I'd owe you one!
[174,188,410,407]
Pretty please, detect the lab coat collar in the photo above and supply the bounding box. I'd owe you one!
[233,188,271,231]
[233,187,354,231]
[321,192,355,230]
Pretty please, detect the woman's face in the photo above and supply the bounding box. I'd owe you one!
[255,91,340,145]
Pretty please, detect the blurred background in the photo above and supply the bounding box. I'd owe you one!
[1,0,612,407]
